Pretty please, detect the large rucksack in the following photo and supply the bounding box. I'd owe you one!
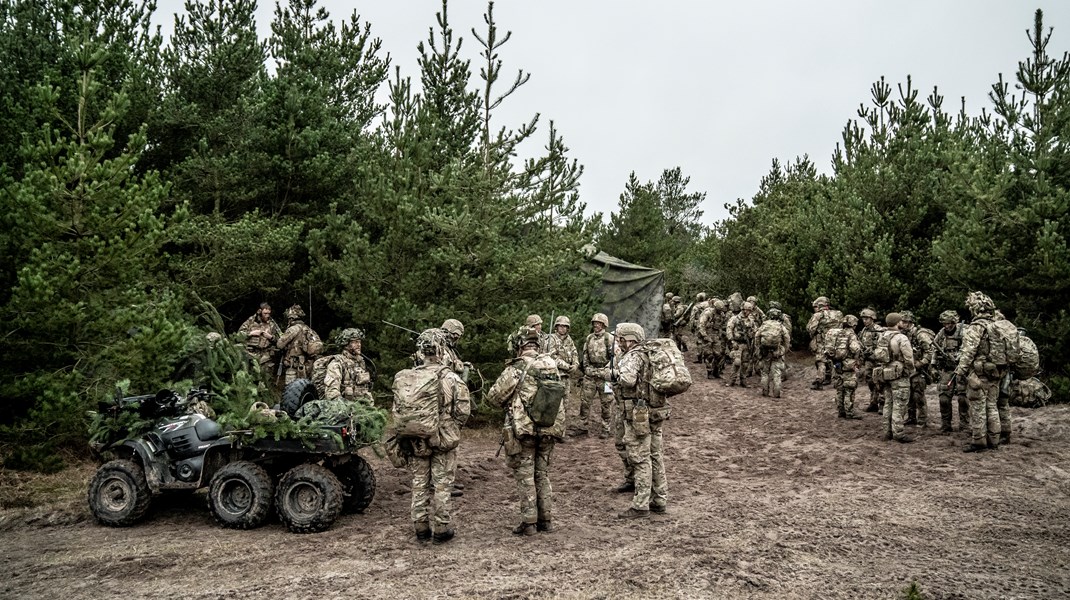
[825,327,851,360]
[392,366,448,439]
[1015,334,1040,378]
[518,358,566,428]
[981,318,1021,367]
[644,338,692,396]
[756,320,783,350]
[872,330,895,364]
[304,326,324,356]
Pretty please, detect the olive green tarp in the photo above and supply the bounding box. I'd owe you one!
[582,251,665,338]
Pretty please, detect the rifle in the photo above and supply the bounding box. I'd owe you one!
[673,302,695,327]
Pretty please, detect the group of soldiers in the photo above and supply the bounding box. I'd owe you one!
[662,291,793,398]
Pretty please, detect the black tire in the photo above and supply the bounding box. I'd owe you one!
[207,461,274,529]
[334,456,376,514]
[281,378,318,417]
[87,459,152,527]
[276,463,344,533]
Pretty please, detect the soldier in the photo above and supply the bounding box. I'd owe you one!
[806,296,835,389]
[276,305,322,385]
[589,323,668,518]
[725,301,759,387]
[823,313,863,419]
[238,302,282,374]
[899,311,936,428]
[578,313,615,438]
[952,292,1008,452]
[660,293,674,337]
[397,329,471,544]
[768,300,793,381]
[485,326,566,535]
[932,310,968,433]
[323,328,374,406]
[438,318,469,377]
[670,296,689,351]
[753,307,791,398]
[745,295,767,323]
[689,293,710,363]
[727,292,743,315]
[545,316,579,434]
[875,312,915,443]
[697,299,728,379]
[858,308,885,413]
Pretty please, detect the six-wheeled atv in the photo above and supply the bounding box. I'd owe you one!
[87,386,377,533]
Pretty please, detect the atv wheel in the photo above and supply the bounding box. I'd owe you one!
[334,455,376,513]
[276,463,344,533]
[281,378,318,417]
[208,461,273,529]
[87,459,152,527]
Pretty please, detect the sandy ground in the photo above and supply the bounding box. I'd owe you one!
[2,351,1070,600]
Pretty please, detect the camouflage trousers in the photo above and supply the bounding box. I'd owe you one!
[672,329,689,352]
[996,387,1012,439]
[579,375,613,435]
[861,360,881,409]
[506,435,556,524]
[622,416,666,511]
[907,373,929,426]
[758,354,785,398]
[613,396,634,485]
[965,372,1001,446]
[727,342,752,386]
[881,377,911,441]
[936,370,969,430]
[409,448,457,529]
[703,337,726,377]
[833,368,858,416]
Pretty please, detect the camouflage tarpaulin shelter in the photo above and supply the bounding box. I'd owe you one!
[582,250,665,338]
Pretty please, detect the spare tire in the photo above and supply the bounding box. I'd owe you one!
[281,378,318,417]
[333,455,376,514]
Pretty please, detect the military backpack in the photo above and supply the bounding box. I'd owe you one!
[825,327,851,361]
[643,338,692,397]
[310,355,336,398]
[518,357,566,428]
[1015,334,1040,379]
[391,366,449,441]
[304,326,324,356]
[980,318,1021,367]
[756,320,783,350]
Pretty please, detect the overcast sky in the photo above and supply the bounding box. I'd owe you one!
[152,1,1070,225]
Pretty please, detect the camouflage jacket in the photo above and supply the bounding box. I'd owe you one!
[277,322,319,365]
[660,303,674,326]
[443,342,465,375]
[859,323,885,362]
[906,325,936,371]
[485,350,563,438]
[806,308,834,339]
[954,315,999,379]
[613,345,651,405]
[544,332,579,376]
[238,314,282,354]
[689,301,710,330]
[697,306,726,343]
[580,330,615,371]
[887,330,916,378]
[932,324,963,372]
[324,350,373,405]
[726,312,759,344]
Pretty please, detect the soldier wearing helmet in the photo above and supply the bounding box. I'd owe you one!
[485,326,565,536]
[724,300,760,387]
[873,312,916,443]
[670,296,690,352]
[587,323,669,518]
[689,293,712,364]
[897,311,936,428]
[578,313,615,438]
[543,315,579,431]
[696,300,729,379]
[323,327,374,406]
[933,309,967,433]
[821,310,863,418]
[436,319,470,378]
[954,291,1012,452]
[275,304,323,384]
[857,308,885,413]
[238,302,282,374]
[660,294,675,337]
[806,296,835,389]
[754,307,791,398]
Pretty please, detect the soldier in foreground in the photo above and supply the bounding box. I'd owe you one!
[578,313,615,438]
[953,292,1007,452]
[394,329,470,544]
[276,305,322,384]
[322,328,374,406]
[485,327,566,536]
[806,297,835,389]
[932,310,968,433]
[238,302,282,375]
[823,313,863,418]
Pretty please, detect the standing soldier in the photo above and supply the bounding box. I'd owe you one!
[952,292,1010,452]
[545,316,579,433]
[806,297,835,389]
[395,329,471,544]
[660,293,675,337]
[746,295,767,323]
[438,319,468,376]
[323,328,374,406]
[670,296,689,351]
[874,313,916,443]
[589,323,669,518]
[486,327,566,535]
[578,313,615,438]
[858,308,885,413]
[823,313,863,419]
[753,307,791,398]
[899,311,936,429]
[689,293,710,363]
[238,302,282,375]
[276,305,323,385]
[725,301,759,387]
[698,299,728,379]
[933,310,968,433]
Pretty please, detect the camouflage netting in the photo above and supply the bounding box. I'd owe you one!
[582,250,665,338]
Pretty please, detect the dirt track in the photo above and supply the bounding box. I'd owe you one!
[3,352,1070,599]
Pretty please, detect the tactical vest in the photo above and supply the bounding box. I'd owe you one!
[933,324,962,371]
[584,331,613,368]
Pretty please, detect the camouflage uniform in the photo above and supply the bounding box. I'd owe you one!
[276,306,322,384]
[877,313,915,442]
[670,297,689,351]
[806,297,835,389]
[823,317,863,418]
[545,317,579,431]
[899,313,935,428]
[725,303,759,387]
[659,293,674,338]
[953,292,1005,452]
[698,300,728,379]
[689,294,710,363]
[238,306,282,373]
[591,323,667,516]
[754,310,791,398]
[400,330,471,542]
[486,329,566,532]
[932,311,969,432]
[324,348,373,406]
[578,314,615,437]
[858,309,885,413]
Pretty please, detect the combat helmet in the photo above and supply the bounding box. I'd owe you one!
[712,299,726,311]
[284,304,306,320]
[554,315,571,329]
[860,307,877,320]
[591,313,609,328]
[812,296,829,309]
[741,301,755,312]
[965,291,996,315]
[525,314,543,327]
[664,292,673,301]
[768,301,782,310]
[826,309,845,325]
[416,328,447,357]
[696,292,707,302]
[938,310,960,324]
[441,318,464,337]
[767,307,783,320]
[616,322,646,343]
[746,295,759,304]
[671,296,681,304]
[509,326,542,352]
[898,310,915,323]
[336,327,364,345]
[845,314,859,329]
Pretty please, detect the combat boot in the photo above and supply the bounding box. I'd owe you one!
[999,430,1011,445]
[433,528,455,544]
[894,434,915,444]
[706,370,717,380]
[963,442,987,453]
[617,507,650,519]
[987,435,1000,451]
[612,481,635,493]
[845,413,862,420]
[536,520,555,533]
[940,419,953,434]
[811,379,823,390]
[414,522,432,543]
[649,504,666,514]
[864,402,879,413]
[512,522,536,536]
